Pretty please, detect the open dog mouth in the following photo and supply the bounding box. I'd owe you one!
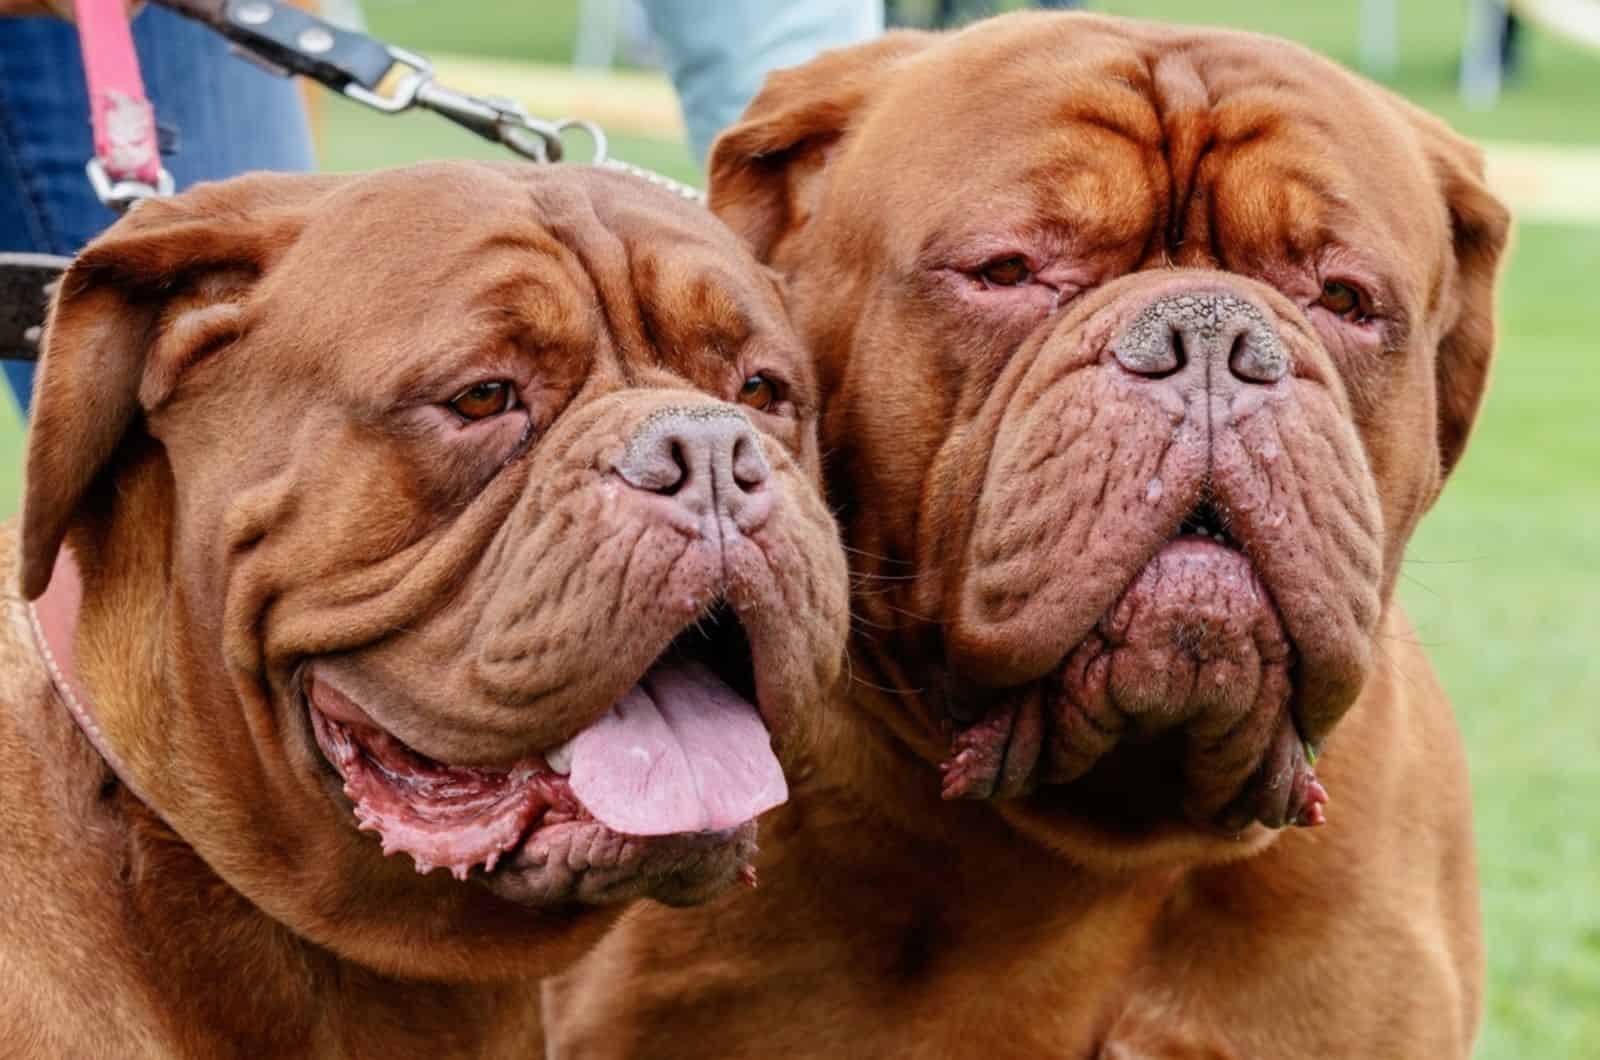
[306,604,785,894]
[1176,496,1240,548]
[944,494,1328,832]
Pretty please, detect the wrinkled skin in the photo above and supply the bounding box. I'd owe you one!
[0,163,847,1057]
[544,14,1507,1058]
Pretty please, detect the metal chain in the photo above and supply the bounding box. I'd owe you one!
[598,158,706,204]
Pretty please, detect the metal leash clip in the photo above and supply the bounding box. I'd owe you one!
[347,47,610,166]
[209,0,609,165]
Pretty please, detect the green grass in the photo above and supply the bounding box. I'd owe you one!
[3,1,1596,1056]
[362,0,582,67]
[1401,224,1600,1059]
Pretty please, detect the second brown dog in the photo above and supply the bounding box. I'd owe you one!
[544,13,1509,1057]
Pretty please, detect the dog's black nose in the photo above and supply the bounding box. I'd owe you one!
[615,405,772,531]
[1110,289,1288,386]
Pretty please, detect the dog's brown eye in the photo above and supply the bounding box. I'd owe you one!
[1319,280,1364,320]
[737,374,779,412]
[449,381,515,421]
[979,256,1032,287]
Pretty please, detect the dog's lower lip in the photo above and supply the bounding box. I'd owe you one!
[943,531,1320,827]
[303,616,784,889]
[305,690,566,881]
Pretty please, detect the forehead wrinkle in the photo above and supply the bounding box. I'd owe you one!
[1222,134,1392,270]
[1152,72,1375,275]
[522,179,643,380]
[1047,76,1162,150]
[446,221,596,336]
[344,240,602,404]
[1021,136,1157,254]
[631,249,758,375]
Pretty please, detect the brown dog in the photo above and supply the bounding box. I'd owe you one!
[0,162,848,1056]
[543,13,1509,1057]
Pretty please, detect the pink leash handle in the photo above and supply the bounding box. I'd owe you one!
[74,0,170,205]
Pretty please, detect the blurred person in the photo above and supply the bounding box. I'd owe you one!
[0,0,315,412]
[1500,10,1524,78]
[638,0,884,163]
[891,0,1087,30]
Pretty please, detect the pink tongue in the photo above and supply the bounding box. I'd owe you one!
[568,659,787,836]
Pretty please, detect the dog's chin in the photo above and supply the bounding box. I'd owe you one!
[948,717,1277,867]
[298,607,779,908]
[994,780,1284,872]
[940,503,1330,860]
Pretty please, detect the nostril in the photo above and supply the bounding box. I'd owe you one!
[1169,327,1188,375]
[615,431,690,495]
[731,431,769,493]
[660,439,689,495]
[1110,317,1185,378]
[1228,330,1289,384]
[1226,332,1257,385]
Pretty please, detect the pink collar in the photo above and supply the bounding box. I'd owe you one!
[29,548,155,807]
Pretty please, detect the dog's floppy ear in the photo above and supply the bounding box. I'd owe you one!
[1409,111,1512,484]
[19,172,339,599]
[707,31,934,263]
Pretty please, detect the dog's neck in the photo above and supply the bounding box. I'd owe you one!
[544,674,1188,1053]
[110,788,540,1055]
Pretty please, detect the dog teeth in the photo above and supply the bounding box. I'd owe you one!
[484,851,501,874]
[545,740,575,776]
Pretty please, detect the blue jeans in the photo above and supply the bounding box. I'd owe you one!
[0,6,315,412]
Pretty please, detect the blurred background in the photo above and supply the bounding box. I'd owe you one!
[2,1,1595,1055]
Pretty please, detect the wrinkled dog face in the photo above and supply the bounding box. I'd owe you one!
[709,14,1506,861]
[23,163,848,973]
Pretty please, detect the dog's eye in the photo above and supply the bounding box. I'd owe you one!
[979,255,1033,288]
[736,374,780,412]
[1318,280,1366,320]
[449,381,516,421]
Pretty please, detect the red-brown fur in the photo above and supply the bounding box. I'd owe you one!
[544,14,1508,1056]
[0,162,848,1056]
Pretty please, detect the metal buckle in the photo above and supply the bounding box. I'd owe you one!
[340,43,610,166]
[86,158,175,213]
[340,43,432,114]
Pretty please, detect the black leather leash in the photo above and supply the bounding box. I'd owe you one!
[163,0,603,165]
[0,254,71,363]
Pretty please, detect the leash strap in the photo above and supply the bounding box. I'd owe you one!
[0,253,71,360]
[75,0,175,209]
